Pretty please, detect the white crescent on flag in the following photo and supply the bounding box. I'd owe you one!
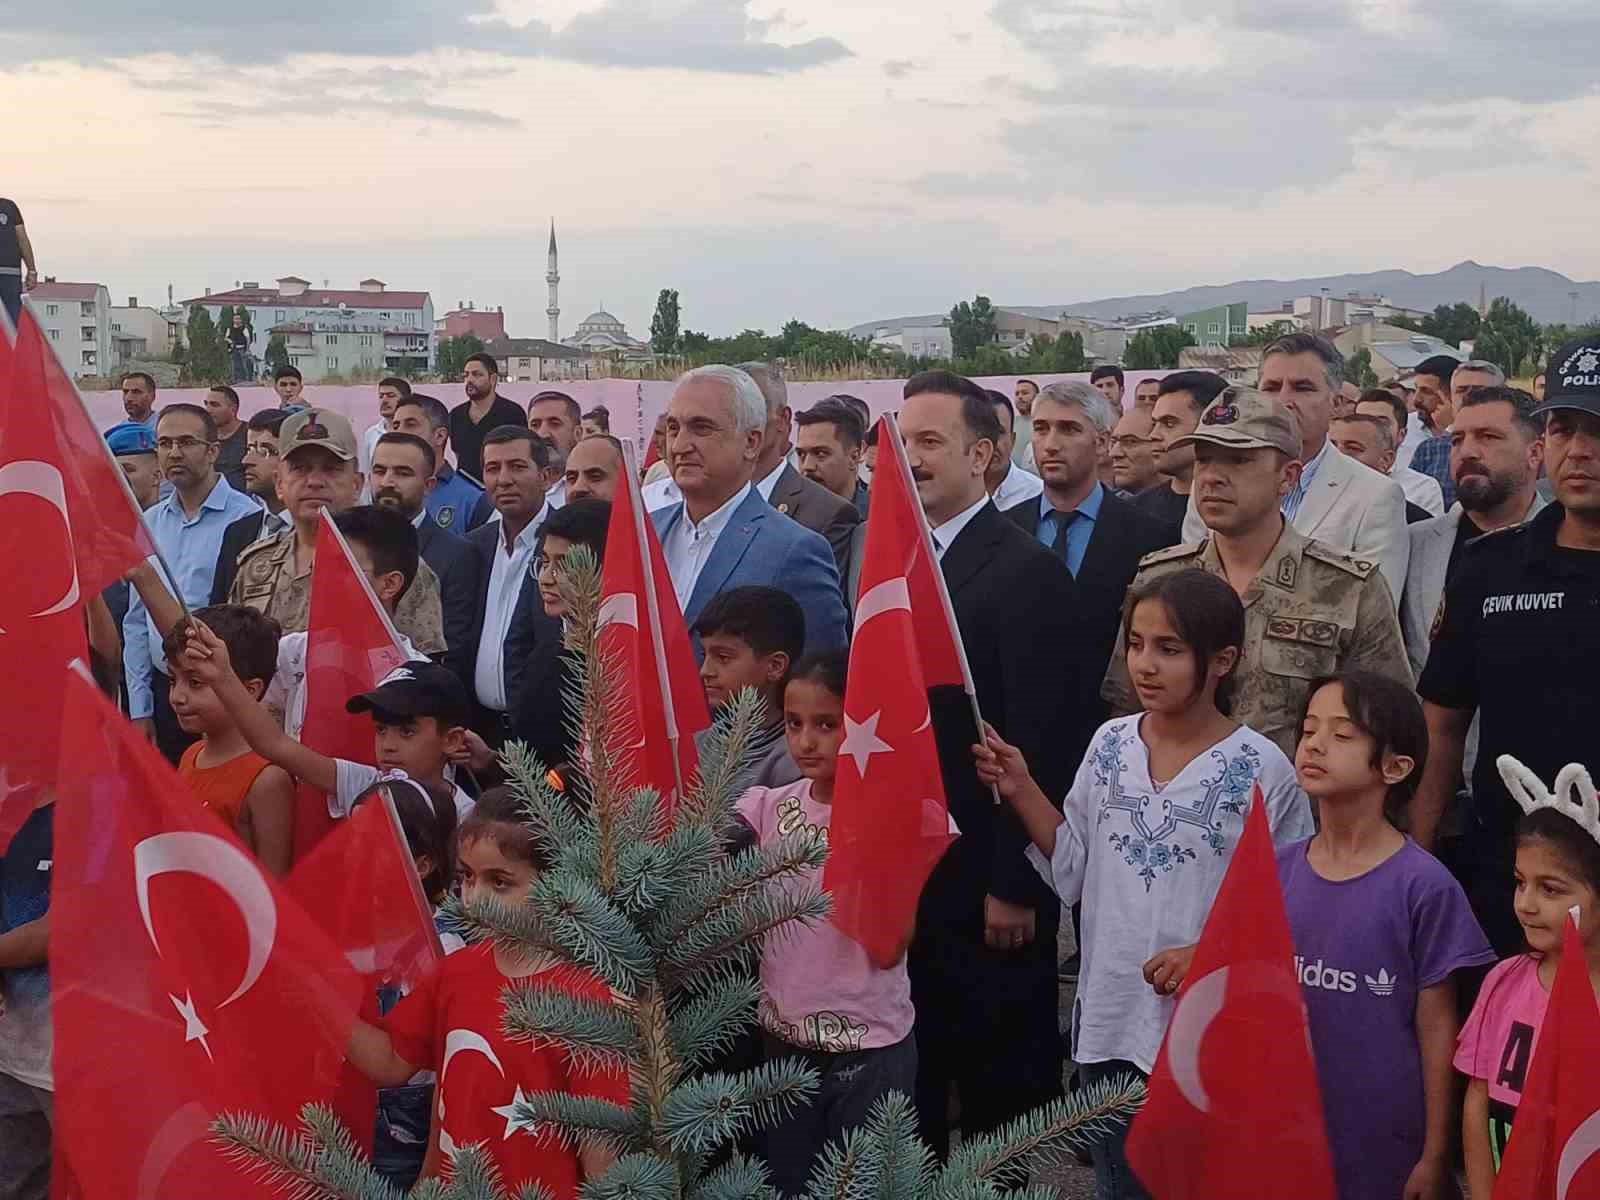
[1166,961,1303,1114]
[598,592,640,630]
[0,459,81,632]
[438,1027,508,1160]
[134,831,278,1008]
[853,576,911,629]
[1558,1109,1600,1200]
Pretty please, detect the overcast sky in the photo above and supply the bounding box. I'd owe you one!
[5,0,1598,336]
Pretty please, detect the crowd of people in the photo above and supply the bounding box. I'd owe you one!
[5,328,1600,1200]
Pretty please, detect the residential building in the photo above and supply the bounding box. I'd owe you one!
[994,310,1063,353]
[1246,308,1304,334]
[1293,292,1427,332]
[872,323,954,359]
[1177,345,1264,385]
[483,336,594,383]
[25,280,112,379]
[182,275,434,369]
[435,302,507,342]
[269,321,431,381]
[1367,335,1461,380]
[1060,316,1128,365]
[1176,302,1249,347]
[110,297,180,363]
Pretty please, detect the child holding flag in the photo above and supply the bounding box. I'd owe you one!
[1456,758,1600,1198]
[974,569,1312,1200]
[735,651,949,1196]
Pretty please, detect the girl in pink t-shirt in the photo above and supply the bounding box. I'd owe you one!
[735,651,937,1195]
[1455,791,1600,1199]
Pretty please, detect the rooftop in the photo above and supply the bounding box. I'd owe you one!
[182,284,429,309]
[485,336,589,360]
[27,281,104,301]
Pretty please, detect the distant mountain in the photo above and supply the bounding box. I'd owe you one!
[847,261,1600,336]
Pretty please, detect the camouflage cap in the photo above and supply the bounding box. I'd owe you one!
[1172,386,1301,459]
[280,408,357,462]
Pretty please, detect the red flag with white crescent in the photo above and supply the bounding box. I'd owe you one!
[596,439,709,819]
[51,666,362,1200]
[1493,908,1600,1200]
[822,417,964,967]
[1125,789,1337,1199]
[0,308,154,851]
[293,509,413,860]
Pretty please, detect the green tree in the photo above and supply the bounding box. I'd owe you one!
[182,305,228,384]
[1420,303,1481,348]
[948,295,998,359]
[1123,325,1196,370]
[435,333,486,382]
[264,333,290,375]
[679,329,711,356]
[650,289,681,356]
[1474,297,1541,379]
[1048,329,1088,372]
[1345,347,1378,390]
[216,551,1142,1200]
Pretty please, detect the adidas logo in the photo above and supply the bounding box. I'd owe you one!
[1364,969,1397,997]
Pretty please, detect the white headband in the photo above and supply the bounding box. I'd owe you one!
[1497,755,1600,847]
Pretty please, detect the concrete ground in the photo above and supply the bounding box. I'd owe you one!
[1027,918,1097,1198]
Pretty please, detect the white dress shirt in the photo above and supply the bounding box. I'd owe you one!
[1394,419,1430,470]
[754,460,786,502]
[991,461,1044,512]
[928,494,991,562]
[545,478,567,510]
[1395,465,1445,517]
[643,474,682,512]
[473,504,547,710]
[662,483,752,611]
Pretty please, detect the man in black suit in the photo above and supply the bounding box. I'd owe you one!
[369,431,482,685]
[740,362,861,574]
[211,409,292,604]
[1008,380,1172,679]
[898,370,1100,1158]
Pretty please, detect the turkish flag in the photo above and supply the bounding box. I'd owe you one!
[51,667,362,1200]
[597,439,709,818]
[0,308,154,851]
[289,781,446,1155]
[822,417,965,966]
[1125,790,1338,1199]
[1493,911,1600,1199]
[293,509,413,860]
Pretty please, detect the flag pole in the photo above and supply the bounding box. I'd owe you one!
[881,417,998,804]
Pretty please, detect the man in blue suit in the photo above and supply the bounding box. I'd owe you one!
[651,365,847,654]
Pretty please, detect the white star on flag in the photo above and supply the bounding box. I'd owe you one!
[170,990,213,1061]
[491,1085,536,1139]
[840,710,895,778]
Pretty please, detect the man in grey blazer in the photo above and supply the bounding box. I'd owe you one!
[1182,332,1409,605]
[1400,386,1548,676]
[652,366,848,654]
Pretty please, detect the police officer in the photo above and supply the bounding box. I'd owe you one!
[1104,386,1412,762]
[1415,338,1600,954]
[228,408,446,655]
[392,393,494,533]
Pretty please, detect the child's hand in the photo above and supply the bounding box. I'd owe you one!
[178,619,233,686]
[451,730,495,773]
[1401,1155,1445,1200]
[971,721,1030,801]
[1142,945,1197,997]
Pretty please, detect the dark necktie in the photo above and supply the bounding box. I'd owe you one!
[1048,508,1080,561]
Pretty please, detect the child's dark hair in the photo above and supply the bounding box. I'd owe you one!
[164,604,281,687]
[334,505,419,599]
[458,786,552,871]
[693,586,806,673]
[542,498,611,559]
[787,650,848,700]
[1300,672,1429,815]
[1122,569,1245,714]
[1518,807,1600,894]
[354,777,458,904]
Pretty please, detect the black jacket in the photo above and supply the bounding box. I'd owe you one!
[417,519,481,686]
[464,518,559,715]
[210,510,269,605]
[924,500,1102,922]
[1006,487,1173,682]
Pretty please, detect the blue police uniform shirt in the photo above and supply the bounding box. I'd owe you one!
[425,462,493,533]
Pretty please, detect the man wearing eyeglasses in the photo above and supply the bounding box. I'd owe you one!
[123,403,261,761]
[1108,406,1162,499]
[210,409,292,605]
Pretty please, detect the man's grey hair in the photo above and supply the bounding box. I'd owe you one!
[738,361,788,417]
[1035,379,1117,434]
[1454,359,1507,386]
[1262,331,1345,391]
[676,365,767,436]
[1333,410,1394,452]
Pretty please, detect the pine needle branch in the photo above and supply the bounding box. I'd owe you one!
[501,980,641,1069]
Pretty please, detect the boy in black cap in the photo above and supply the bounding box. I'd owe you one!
[179,625,475,822]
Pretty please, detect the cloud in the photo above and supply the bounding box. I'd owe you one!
[883,58,915,77]
[4,0,850,75]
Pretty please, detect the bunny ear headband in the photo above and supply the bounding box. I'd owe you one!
[1497,755,1600,847]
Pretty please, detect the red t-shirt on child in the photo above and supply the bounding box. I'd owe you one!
[384,944,628,1196]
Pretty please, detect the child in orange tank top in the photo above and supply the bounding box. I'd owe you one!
[164,606,295,874]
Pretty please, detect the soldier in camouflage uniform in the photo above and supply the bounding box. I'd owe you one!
[1102,386,1411,761]
[228,408,446,655]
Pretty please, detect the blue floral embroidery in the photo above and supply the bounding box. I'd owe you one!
[1093,723,1264,891]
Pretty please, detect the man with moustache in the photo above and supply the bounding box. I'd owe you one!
[211,409,292,604]
[1410,358,1504,509]
[563,434,625,504]
[795,396,870,516]
[1353,388,1445,516]
[119,371,158,431]
[1108,406,1162,498]
[1415,346,1600,954]
[448,353,525,482]
[1011,378,1039,468]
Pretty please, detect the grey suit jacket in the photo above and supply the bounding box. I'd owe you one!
[766,463,860,569]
